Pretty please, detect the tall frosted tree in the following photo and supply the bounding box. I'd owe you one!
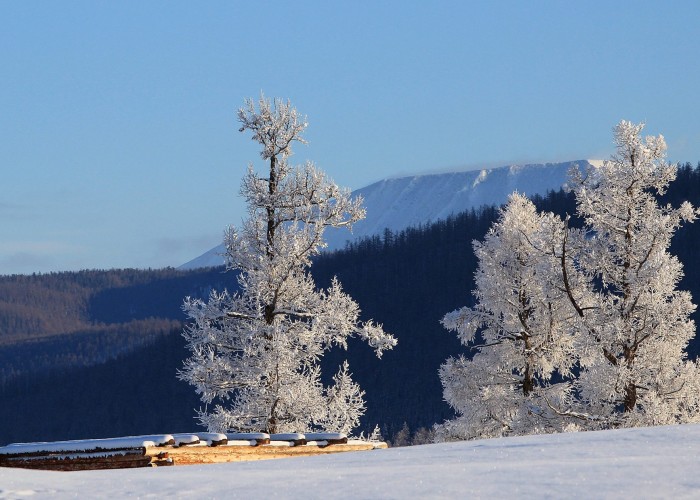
[179,96,396,434]
[569,121,700,426]
[437,194,582,440]
[439,121,700,441]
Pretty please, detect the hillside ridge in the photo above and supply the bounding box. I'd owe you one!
[181,160,597,269]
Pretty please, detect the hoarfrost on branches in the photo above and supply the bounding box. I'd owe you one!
[179,95,396,434]
[569,120,700,427]
[436,194,581,440]
[438,121,700,440]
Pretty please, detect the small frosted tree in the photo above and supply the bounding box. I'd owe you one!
[569,120,700,426]
[436,194,582,440]
[179,95,396,434]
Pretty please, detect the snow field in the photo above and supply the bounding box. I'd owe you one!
[1,424,699,499]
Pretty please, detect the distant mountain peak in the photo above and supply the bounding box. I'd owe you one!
[180,160,597,270]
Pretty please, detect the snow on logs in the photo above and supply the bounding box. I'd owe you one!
[0,432,385,471]
[0,435,176,471]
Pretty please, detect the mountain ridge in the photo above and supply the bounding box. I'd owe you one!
[180,160,599,270]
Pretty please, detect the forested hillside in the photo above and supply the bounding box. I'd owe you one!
[0,267,235,383]
[1,162,700,445]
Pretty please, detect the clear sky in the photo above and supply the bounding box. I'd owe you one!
[2,1,700,275]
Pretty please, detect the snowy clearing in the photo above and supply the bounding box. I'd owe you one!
[1,424,699,498]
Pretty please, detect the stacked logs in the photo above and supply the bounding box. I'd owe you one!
[0,432,385,471]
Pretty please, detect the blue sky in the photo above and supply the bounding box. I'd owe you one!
[2,1,700,275]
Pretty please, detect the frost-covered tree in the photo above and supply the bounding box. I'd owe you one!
[569,121,700,427]
[439,121,700,441]
[436,194,582,440]
[179,95,396,434]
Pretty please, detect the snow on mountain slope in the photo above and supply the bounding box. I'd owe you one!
[180,243,226,270]
[180,160,596,270]
[2,424,699,498]
[323,159,593,251]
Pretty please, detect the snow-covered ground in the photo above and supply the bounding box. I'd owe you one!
[179,160,597,270]
[2,423,699,498]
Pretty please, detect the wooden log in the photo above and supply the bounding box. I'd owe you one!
[305,433,347,443]
[317,438,348,447]
[154,441,388,466]
[0,449,153,471]
[176,439,201,447]
[0,435,175,458]
[226,433,269,445]
[0,446,147,460]
[150,458,175,467]
[270,433,306,446]
[196,433,228,447]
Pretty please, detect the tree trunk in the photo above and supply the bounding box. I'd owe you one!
[522,364,534,397]
[624,383,637,412]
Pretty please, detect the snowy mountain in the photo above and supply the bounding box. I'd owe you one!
[180,160,600,270]
[180,244,225,270]
[2,423,699,497]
